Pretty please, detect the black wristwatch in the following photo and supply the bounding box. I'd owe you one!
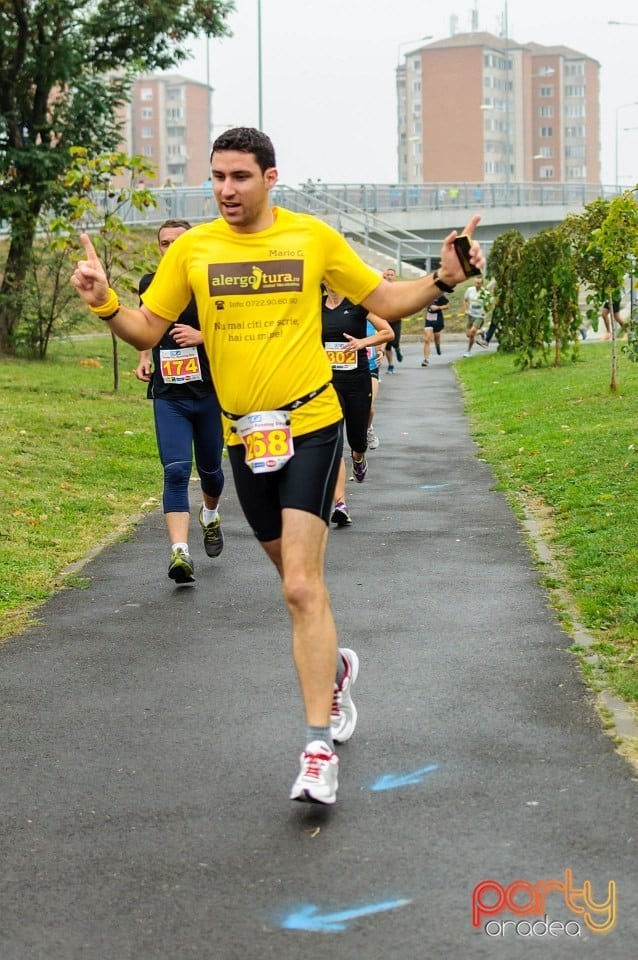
[432,270,455,293]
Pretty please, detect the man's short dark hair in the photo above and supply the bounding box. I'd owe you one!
[210,127,276,173]
[157,219,191,239]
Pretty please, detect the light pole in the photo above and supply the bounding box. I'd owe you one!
[608,20,638,187]
[503,0,511,200]
[396,35,432,66]
[257,0,263,129]
[206,36,212,149]
[615,102,638,188]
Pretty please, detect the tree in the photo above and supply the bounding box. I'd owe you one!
[11,217,88,359]
[487,226,580,370]
[486,229,524,353]
[565,191,638,390]
[0,0,234,354]
[57,147,159,388]
[596,191,638,387]
[511,227,581,370]
[564,197,610,331]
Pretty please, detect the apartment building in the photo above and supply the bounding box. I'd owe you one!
[397,32,600,185]
[120,74,211,186]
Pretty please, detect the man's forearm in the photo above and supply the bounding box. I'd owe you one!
[99,304,170,350]
[362,273,449,322]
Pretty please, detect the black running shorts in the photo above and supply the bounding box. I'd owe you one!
[227,421,343,542]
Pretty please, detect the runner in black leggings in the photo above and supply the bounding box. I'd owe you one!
[321,285,393,526]
[136,220,225,584]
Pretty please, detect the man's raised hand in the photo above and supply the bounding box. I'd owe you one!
[70,233,110,306]
[440,214,485,286]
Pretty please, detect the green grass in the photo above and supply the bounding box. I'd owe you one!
[0,335,160,639]
[455,343,638,708]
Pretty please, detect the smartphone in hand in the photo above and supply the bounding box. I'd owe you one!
[453,234,482,277]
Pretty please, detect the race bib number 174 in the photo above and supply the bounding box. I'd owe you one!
[159,346,203,383]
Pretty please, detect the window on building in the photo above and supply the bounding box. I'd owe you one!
[410,57,421,71]
[565,145,586,158]
[538,146,553,158]
[141,126,153,139]
[483,52,511,69]
[565,85,585,97]
[140,87,153,101]
[565,62,584,76]
[540,126,554,137]
[536,65,554,76]
[567,165,586,177]
[412,141,422,156]
[484,75,507,90]
[539,166,554,178]
[414,162,423,178]
[565,105,585,117]
[539,86,553,97]
[565,125,585,138]
[141,108,153,120]
[539,106,554,117]
[141,145,153,156]
[412,80,421,93]
[412,120,422,135]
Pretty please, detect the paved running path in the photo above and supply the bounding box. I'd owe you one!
[1,339,636,959]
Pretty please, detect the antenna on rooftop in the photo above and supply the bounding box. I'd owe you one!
[471,1,479,31]
[450,14,458,35]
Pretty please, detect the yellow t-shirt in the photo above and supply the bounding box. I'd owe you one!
[141,206,381,442]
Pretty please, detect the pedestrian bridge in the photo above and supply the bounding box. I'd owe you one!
[128,180,619,273]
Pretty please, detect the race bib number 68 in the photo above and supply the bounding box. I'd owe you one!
[234,410,294,474]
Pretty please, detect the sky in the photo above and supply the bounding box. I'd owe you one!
[177,0,638,187]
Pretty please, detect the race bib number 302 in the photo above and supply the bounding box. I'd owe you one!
[325,340,357,371]
[234,410,294,474]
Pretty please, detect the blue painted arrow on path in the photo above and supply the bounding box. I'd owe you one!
[370,763,438,792]
[280,898,412,932]
[419,483,449,489]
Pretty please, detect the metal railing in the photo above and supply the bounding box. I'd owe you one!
[269,185,436,271]
[112,182,506,272]
[6,179,617,273]
[284,180,622,213]
[113,180,622,229]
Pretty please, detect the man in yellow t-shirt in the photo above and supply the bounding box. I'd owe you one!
[71,127,484,807]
